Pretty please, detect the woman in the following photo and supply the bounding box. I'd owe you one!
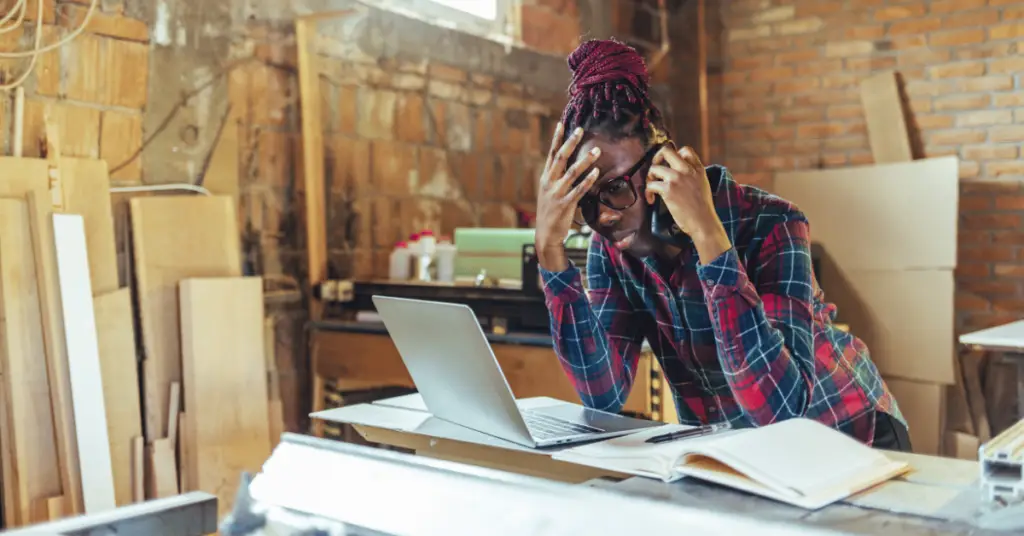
[533,38,910,451]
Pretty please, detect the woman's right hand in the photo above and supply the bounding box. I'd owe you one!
[534,123,601,272]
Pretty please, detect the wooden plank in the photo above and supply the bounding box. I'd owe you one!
[0,158,82,515]
[179,276,272,520]
[773,157,958,271]
[93,288,142,507]
[131,436,144,503]
[26,188,83,516]
[52,214,116,513]
[296,16,327,321]
[59,158,119,295]
[860,71,913,164]
[146,439,178,499]
[0,197,61,526]
[130,195,241,442]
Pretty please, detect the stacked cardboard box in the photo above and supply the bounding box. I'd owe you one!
[774,156,959,455]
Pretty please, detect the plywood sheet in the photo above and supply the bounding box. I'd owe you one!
[821,266,955,384]
[885,377,945,456]
[179,276,271,519]
[93,288,143,507]
[130,196,241,442]
[773,156,958,271]
[0,198,60,526]
[60,157,119,294]
[860,71,913,164]
[0,157,82,515]
[52,214,116,513]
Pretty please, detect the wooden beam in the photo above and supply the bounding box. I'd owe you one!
[697,0,710,161]
[296,16,327,322]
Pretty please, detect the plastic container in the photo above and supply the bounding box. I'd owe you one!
[435,236,457,283]
[407,233,421,279]
[416,230,437,281]
[388,241,411,280]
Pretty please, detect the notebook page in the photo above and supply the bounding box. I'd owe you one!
[677,418,900,496]
[552,424,724,481]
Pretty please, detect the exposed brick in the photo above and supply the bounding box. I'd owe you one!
[776,17,824,35]
[356,88,397,140]
[100,110,142,183]
[797,2,844,17]
[990,23,1024,40]
[962,213,1023,231]
[778,107,824,123]
[993,232,1024,246]
[395,93,426,144]
[956,291,993,312]
[995,93,1024,108]
[928,129,987,145]
[990,57,1024,74]
[1006,6,1024,20]
[935,94,990,111]
[988,161,1024,178]
[825,40,875,57]
[729,25,773,41]
[749,66,795,82]
[929,61,986,79]
[428,63,468,83]
[845,25,886,40]
[875,5,927,21]
[931,0,987,12]
[960,161,980,180]
[889,18,941,35]
[775,78,821,94]
[846,56,897,72]
[371,140,417,195]
[957,76,1014,92]
[992,126,1024,142]
[964,144,1018,161]
[957,110,1013,127]
[944,10,1001,30]
[821,73,860,89]
[796,59,845,76]
[956,262,993,278]
[776,49,820,64]
[62,3,148,42]
[929,28,987,47]
[905,80,955,97]
[916,114,955,129]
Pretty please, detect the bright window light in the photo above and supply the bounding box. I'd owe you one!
[427,0,498,20]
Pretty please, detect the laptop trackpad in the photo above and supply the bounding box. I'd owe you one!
[526,403,651,432]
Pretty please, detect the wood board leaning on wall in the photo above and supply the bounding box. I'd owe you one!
[0,152,283,528]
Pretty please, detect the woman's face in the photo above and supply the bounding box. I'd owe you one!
[570,134,660,257]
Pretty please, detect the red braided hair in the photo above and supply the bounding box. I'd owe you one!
[559,38,666,144]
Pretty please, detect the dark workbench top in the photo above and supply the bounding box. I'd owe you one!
[312,320,555,348]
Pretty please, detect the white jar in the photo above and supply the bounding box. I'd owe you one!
[435,237,457,283]
[388,241,411,280]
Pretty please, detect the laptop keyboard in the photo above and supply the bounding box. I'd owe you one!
[522,410,604,440]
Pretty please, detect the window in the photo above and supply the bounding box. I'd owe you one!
[372,0,514,43]
[427,0,498,20]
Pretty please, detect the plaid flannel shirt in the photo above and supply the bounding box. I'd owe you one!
[540,165,904,445]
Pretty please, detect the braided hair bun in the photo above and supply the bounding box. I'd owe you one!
[559,38,665,143]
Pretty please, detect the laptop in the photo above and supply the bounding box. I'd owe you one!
[371,295,661,448]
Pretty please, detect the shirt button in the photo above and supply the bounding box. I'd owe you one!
[708,406,717,414]
[706,279,714,286]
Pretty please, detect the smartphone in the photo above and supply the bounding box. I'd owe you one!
[650,191,688,247]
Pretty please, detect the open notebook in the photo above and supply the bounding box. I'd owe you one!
[552,418,911,510]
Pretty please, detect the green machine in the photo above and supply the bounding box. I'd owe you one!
[453,228,536,281]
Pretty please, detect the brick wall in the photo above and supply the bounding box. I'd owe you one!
[714,0,1024,332]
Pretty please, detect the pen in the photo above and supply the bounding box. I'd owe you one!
[645,423,729,444]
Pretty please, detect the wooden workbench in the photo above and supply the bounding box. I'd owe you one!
[312,394,1014,535]
[309,321,675,437]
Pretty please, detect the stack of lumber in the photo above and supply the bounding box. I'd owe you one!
[0,141,281,528]
[772,71,960,457]
[130,196,279,519]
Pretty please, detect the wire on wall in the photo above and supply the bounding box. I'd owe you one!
[0,0,98,91]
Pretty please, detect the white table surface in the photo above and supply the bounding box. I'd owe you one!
[959,320,1024,350]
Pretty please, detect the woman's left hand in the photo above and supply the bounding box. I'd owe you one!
[646,145,732,262]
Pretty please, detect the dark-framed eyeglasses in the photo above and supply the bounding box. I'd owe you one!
[574,143,665,226]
